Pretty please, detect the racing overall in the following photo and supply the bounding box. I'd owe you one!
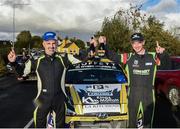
[33,53,71,128]
[125,52,156,128]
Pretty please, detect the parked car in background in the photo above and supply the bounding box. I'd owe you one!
[155,56,180,106]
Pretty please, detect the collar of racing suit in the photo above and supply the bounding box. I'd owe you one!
[134,50,148,58]
[44,52,56,62]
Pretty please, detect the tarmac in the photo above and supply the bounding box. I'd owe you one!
[0,74,19,89]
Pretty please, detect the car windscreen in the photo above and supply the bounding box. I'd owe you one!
[172,60,180,70]
[65,68,127,84]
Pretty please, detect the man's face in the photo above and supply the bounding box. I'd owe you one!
[131,40,145,54]
[43,40,57,55]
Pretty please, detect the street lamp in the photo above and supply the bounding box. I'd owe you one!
[12,3,30,49]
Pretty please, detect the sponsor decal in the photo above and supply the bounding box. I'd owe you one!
[145,62,152,66]
[133,69,150,75]
[98,96,119,103]
[83,104,121,113]
[82,97,99,104]
[88,92,113,96]
[82,96,119,104]
[74,84,121,104]
[42,89,47,92]
[47,113,54,128]
[137,118,143,129]
[133,60,139,67]
[74,62,117,69]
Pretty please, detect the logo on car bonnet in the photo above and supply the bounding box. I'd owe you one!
[82,97,99,104]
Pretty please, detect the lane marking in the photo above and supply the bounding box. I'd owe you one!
[24,118,33,128]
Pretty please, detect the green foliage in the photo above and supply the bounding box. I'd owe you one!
[96,17,132,53]
[0,55,7,76]
[0,41,11,64]
[15,30,32,53]
[141,16,180,55]
[97,6,180,55]
[31,35,43,48]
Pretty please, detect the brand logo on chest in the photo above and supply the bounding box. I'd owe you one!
[145,62,152,66]
[132,60,139,67]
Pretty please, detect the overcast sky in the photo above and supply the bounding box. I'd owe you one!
[0,0,180,41]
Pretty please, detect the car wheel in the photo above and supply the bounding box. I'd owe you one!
[168,86,180,106]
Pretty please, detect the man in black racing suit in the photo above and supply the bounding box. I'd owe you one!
[121,33,169,128]
[7,31,81,128]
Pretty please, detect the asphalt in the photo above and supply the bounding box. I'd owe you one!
[0,74,19,89]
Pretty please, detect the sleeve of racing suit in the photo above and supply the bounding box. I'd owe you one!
[66,53,81,65]
[61,53,81,69]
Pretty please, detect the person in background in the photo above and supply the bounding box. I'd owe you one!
[88,36,98,58]
[86,35,119,63]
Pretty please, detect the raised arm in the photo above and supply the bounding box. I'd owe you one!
[155,41,172,69]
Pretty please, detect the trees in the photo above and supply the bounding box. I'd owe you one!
[141,16,180,55]
[96,17,132,53]
[97,5,180,55]
[15,30,32,53]
[31,35,43,48]
[0,55,7,76]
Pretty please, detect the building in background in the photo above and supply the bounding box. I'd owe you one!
[57,39,80,55]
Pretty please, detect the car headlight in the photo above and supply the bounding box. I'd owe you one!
[116,74,127,83]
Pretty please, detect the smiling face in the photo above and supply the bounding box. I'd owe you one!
[131,40,145,55]
[42,40,57,56]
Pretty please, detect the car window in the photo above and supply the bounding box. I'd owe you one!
[172,60,180,70]
[157,57,180,70]
[65,68,127,84]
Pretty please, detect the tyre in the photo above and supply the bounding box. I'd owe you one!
[167,86,180,106]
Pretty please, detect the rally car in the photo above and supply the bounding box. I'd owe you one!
[64,58,129,128]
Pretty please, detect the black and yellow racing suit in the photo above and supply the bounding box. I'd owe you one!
[125,52,157,128]
[33,53,71,128]
[11,53,80,128]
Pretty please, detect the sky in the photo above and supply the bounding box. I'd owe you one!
[0,0,180,42]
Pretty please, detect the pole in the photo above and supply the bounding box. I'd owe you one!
[12,3,30,49]
[12,4,15,49]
